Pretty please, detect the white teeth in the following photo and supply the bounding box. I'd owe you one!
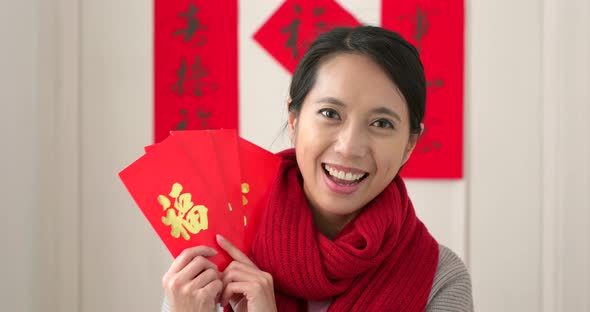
[324,165,365,181]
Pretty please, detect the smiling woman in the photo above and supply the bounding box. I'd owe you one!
[161,26,473,312]
[287,52,419,238]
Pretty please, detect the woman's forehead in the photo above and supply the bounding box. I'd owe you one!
[310,54,407,112]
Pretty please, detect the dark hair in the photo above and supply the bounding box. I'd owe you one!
[288,26,426,134]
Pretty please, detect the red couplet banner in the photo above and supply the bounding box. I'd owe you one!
[154,1,239,143]
[382,0,465,179]
[153,1,464,179]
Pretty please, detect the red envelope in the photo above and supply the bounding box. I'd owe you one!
[119,136,235,269]
[170,130,245,251]
[124,130,282,261]
[238,138,282,250]
[208,130,245,234]
[144,144,157,153]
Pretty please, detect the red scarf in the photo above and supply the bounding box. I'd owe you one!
[251,149,439,311]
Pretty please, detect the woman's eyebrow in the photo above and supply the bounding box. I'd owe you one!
[316,96,347,107]
[372,107,401,122]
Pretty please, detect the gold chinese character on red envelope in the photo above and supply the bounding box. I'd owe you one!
[159,182,209,240]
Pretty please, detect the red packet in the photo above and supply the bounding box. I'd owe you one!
[170,130,245,251]
[208,130,246,243]
[119,136,234,269]
[238,138,282,250]
[144,144,157,153]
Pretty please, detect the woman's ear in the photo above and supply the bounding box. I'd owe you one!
[287,99,298,144]
[287,112,298,145]
[401,123,424,165]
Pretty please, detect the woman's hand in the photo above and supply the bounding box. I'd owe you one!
[162,246,223,312]
[217,235,278,312]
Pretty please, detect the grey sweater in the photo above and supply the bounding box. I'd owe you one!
[161,244,473,311]
[425,245,473,311]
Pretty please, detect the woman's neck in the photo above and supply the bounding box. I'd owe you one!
[310,206,360,240]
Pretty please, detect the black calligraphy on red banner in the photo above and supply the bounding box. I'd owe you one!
[382,0,464,178]
[155,0,238,142]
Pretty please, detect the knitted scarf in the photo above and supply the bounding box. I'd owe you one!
[250,149,439,311]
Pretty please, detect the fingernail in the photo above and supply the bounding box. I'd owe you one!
[216,234,225,244]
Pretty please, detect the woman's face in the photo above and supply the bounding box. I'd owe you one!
[288,53,420,224]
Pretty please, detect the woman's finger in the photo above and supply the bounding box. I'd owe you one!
[167,246,217,274]
[186,268,220,292]
[222,262,269,285]
[200,279,224,305]
[220,282,251,307]
[175,256,219,285]
[162,246,217,286]
[220,279,276,310]
[216,234,254,266]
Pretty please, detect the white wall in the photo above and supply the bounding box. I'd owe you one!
[541,0,590,310]
[16,0,590,311]
[0,1,39,311]
[469,0,544,309]
[79,1,169,311]
[468,0,590,310]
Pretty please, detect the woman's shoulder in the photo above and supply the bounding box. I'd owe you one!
[426,244,473,312]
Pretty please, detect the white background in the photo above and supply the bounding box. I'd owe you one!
[1,0,588,311]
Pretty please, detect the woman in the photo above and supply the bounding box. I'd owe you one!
[161,26,473,312]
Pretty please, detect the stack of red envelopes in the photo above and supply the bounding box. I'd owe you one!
[119,129,281,270]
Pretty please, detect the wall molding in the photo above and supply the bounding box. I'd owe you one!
[542,0,590,311]
[38,0,81,311]
[541,0,560,310]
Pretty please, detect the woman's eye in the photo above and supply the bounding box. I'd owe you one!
[372,119,394,129]
[319,108,341,120]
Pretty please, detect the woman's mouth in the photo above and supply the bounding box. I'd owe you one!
[321,163,368,194]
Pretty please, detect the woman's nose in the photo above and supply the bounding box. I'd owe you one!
[333,123,368,158]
